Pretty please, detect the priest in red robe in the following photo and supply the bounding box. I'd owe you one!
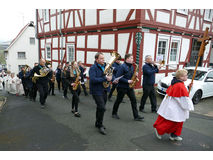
[153,69,194,141]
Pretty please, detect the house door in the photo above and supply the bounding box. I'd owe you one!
[189,39,203,66]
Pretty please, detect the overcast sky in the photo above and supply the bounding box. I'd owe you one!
[0,8,35,42]
[0,0,208,43]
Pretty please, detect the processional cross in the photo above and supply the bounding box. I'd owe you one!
[189,27,211,93]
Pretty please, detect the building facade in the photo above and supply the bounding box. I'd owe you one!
[5,22,39,74]
[36,9,213,88]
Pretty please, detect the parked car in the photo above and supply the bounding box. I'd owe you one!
[157,67,213,104]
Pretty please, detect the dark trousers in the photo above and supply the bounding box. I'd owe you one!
[63,84,71,97]
[48,81,55,95]
[23,83,29,97]
[139,85,157,111]
[81,83,88,96]
[71,86,81,112]
[36,82,48,105]
[62,78,65,90]
[108,83,117,99]
[29,87,33,100]
[56,79,61,91]
[32,83,37,101]
[92,91,107,128]
[112,87,139,119]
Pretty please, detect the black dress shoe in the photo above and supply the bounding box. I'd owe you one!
[139,109,146,113]
[74,112,81,117]
[99,127,107,135]
[134,115,144,121]
[40,105,45,109]
[152,110,157,113]
[95,123,106,129]
[112,114,120,119]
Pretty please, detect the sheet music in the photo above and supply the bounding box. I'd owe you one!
[113,75,124,83]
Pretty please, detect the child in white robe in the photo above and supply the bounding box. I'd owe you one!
[16,74,24,96]
[8,73,17,94]
[153,69,194,141]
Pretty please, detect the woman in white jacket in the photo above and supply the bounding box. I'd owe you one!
[153,69,194,141]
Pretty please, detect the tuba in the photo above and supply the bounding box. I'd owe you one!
[129,63,139,88]
[103,51,121,88]
[32,66,50,83]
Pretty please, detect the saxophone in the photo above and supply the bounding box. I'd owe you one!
[129,63,139,88]
[103,51,121,88]
[72,69,81,91]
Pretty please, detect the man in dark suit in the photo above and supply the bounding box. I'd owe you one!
[139,55,161,113]
[89,52,115,135]
[112,54,144,121]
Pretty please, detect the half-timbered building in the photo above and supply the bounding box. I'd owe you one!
[36,9,213,88]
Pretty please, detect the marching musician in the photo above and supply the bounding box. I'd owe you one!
[62,66,69,99]
[78,61,88,96]
[48,66,56,96]
[31,63,38,102]
[55,65,62,92]
[25,66,34,100]
[89,52,115,135]
[139,55,161,113]
[18,67,28,97]
[112,54,144,121]
[30,58,51,109]
[69,61,81,117]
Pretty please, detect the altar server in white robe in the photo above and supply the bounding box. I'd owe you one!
[8,73,17,94]
[4,71,11,93]
[153,69,194,141]
[16,74,24,96]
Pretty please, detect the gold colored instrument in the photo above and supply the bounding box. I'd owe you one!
[129,63,139,88]
[73,69,81,91]
[103,51,121,88]
[32,66,50,83]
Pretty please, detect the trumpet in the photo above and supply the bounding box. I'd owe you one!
[152,60,165,67]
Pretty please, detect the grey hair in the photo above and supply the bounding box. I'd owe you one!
[145,55,152,60]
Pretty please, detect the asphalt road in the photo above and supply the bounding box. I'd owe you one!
[0,89,213,151]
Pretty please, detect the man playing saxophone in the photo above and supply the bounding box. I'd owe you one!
[30,58,51,109]
[112,54,144,121]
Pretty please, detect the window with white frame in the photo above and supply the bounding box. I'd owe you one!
[46,44,51,60]
[17,52,26,59]
[43,9,49,22]
[169,41,179,62]
[157,40,168,62]
[177,9,188,15]
[204,9,213,21]
[66,44,75,62]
